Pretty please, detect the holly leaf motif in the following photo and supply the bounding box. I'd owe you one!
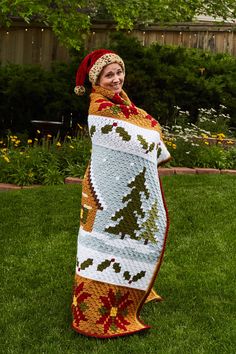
[137,135,149,150]
[149,142,155,152]
[97,259,112,271]
[101,125,113,134]
[131,271,146,282]
[90,125,96,137]
[123,271,131,280]
[110,105,121,114]
[113,262,121,273]
[80,258,93,270]
[157,146,162,158]
[115,127,131,141]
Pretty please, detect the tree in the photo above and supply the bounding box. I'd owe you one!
[105,167,149,240]
[138,200,159,245]
[1,1,236,50]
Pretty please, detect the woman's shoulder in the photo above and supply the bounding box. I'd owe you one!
[89,92,113,116]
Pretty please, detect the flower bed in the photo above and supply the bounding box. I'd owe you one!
[0,107,236,186]
[162,106,236,170]
[0,128,91,186]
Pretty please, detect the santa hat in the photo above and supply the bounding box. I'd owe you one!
[74,49,125,95]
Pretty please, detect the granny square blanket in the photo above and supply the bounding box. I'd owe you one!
[72,86,171,338]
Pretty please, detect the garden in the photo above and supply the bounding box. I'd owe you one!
[1,104,236,186]
[1,33,236,186]
[1,16,236,353]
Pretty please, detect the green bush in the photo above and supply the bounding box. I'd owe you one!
[0,59,89,135]
[163,109,236,170]
[108,32,236,128]
[1,33,236,135]
[1,116,235,186]
[0,133,91,186]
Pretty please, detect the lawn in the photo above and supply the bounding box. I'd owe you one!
[0,175,235,354]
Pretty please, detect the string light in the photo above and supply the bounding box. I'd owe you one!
[6,31,9,35]
[92,31,96,35]
[41,28,44,32]
[25,28,28,31]
[142,31,146,46]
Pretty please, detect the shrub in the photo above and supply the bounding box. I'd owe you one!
[108,32,236,128]
[1,108,235,186]
[163,108,236,169]
[0,59,89,135]
[1,33,236,136]
[0,132,91,186]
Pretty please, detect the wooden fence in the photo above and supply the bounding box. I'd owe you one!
[1,20,236,68]
[86,21,236,55]
[0,21,70,69]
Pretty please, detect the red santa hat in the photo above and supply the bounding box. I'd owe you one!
[74,49,125,95]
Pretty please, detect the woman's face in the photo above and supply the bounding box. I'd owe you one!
[98,63,124,94]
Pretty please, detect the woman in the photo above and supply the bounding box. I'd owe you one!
[72,49,170,338]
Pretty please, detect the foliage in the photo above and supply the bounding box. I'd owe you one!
[0,132,91,186]
[108,33,236,128]
[1,1,236,49]
[0,60,89,134]
[1,176,236,353]
[2,38,236,133]
[163,107,236,169]
[0,108,236,186]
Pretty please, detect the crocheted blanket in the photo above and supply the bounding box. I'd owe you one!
[72,86,171,338]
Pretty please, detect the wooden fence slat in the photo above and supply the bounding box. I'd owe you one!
[1,21,236,68]
[14,29,24,64]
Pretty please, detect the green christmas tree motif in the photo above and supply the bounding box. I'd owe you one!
[105,167,150,240]
[138,200,159,245]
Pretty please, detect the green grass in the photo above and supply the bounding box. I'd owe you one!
[0,175,236,354]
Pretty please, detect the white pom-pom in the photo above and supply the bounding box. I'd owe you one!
[74,86,86,96]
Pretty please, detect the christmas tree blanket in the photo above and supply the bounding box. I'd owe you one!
[72,86,171,338]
